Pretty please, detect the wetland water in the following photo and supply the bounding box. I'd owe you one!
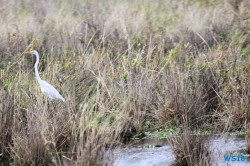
[114,137,250,166]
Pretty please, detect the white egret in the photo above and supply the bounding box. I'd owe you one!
[23,50,65,102]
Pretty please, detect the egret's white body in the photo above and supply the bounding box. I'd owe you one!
[23,50,65,102]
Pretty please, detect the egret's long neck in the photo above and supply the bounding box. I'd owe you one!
[34,52,42,82]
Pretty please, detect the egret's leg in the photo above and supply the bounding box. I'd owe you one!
[47,98,50,110]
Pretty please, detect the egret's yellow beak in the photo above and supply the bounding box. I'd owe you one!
[23,51,33,54]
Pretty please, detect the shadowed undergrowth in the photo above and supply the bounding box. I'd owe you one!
[0,0,250,165]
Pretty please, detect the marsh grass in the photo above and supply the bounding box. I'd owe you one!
[0,0,250,165]
[168,130,212,166]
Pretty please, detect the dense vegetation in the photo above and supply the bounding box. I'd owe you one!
[0,0,249,165]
